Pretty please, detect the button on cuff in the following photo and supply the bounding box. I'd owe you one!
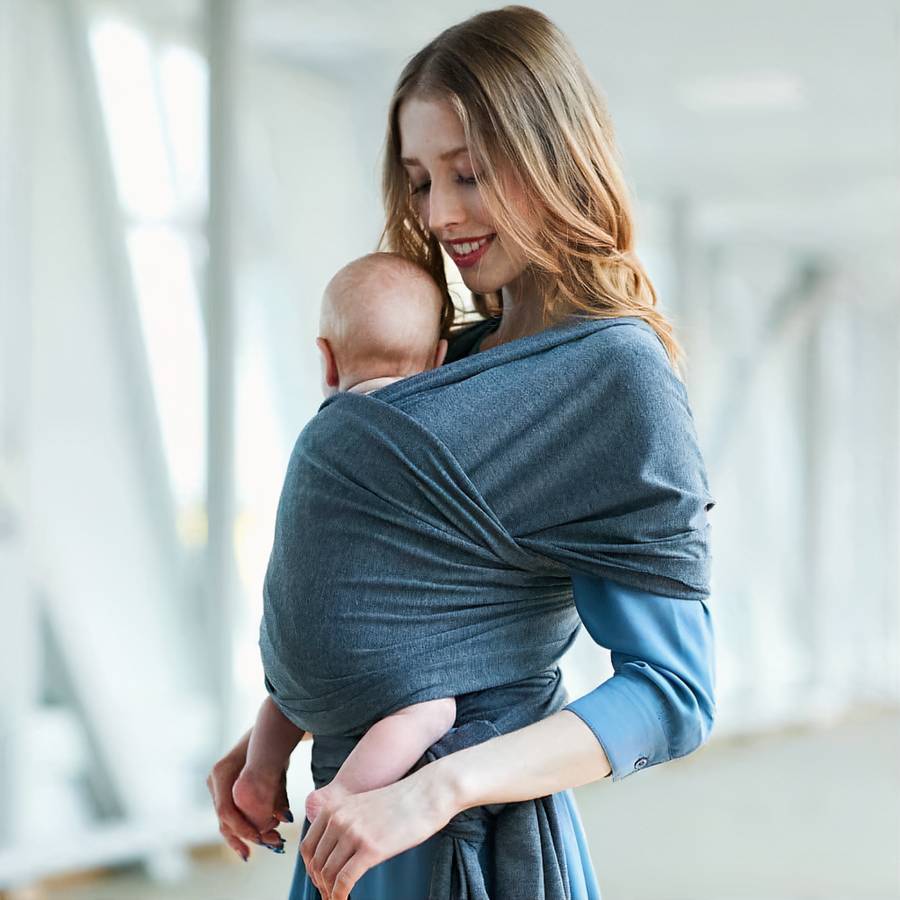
[563,674,668,782]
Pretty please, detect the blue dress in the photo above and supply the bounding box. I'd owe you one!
[287,320,717,899]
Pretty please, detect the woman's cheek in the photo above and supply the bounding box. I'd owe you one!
[412,199,430,233]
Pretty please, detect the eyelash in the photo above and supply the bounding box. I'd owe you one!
[411,174,479,195]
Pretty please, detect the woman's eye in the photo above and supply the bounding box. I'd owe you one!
[410,174,477,196]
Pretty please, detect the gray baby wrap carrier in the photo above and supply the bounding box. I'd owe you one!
[260,315,714,899]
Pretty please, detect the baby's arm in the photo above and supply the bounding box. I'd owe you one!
[305,696,456,823]
[233,695,306,835]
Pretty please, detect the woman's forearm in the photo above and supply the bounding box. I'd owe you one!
[435,709,611,813]
[246,695,306,773]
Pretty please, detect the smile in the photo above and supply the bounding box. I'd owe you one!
[446,234,495,268]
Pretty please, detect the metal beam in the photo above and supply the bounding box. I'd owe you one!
[59,0,183,583]
[706,257,828,469]
[0,0,36,855]
[39,599,124,821]
[205,0,239,753]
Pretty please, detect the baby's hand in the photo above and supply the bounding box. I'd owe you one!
[232,767,292,854]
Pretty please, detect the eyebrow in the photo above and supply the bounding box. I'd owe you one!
[399,146,469,167]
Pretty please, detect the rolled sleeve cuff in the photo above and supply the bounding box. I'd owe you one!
[563,671,671,782]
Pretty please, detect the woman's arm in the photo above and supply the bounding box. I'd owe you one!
[299,576,716,897]
[246,693,307,774]
[206,711,292,861]
[233,697,306,840]
[434,573,716,808]
[435,706,613,809]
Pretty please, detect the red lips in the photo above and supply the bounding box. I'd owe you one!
[445,234,496,268]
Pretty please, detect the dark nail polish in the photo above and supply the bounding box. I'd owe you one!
[283,809,294,823]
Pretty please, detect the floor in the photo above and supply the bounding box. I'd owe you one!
[16,706,900,900]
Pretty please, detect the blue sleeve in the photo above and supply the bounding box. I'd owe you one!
[562,571,717,782]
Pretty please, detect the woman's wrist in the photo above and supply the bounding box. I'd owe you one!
[416,753,472,821]
[245,736,295,780]
[216,728,251,774]
[240,760,288,789]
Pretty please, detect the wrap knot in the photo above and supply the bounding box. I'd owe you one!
[307,670,573,898]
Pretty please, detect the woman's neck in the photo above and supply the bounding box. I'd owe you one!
[485,267,558,349]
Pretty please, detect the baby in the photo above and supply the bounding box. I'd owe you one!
[242,252,456,834]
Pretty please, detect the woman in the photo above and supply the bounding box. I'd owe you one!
[207,7,716,899]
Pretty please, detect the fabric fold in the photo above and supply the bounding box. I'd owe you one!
[263,314,715,897]
[305,667,572,900]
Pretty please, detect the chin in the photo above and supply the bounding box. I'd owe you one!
[459,256,527,297]
[458,268,504,296]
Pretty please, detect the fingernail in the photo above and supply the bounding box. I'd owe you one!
[283,809,294,823]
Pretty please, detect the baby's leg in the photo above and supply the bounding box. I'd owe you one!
[305,696,456,824]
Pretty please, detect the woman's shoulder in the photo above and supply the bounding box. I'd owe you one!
[585,315,668,360]
[445,313,675,383]
[570,317,691,419]
[551,314,676,385]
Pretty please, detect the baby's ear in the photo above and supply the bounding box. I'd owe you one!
[316,337,340,389]
[433,338,449,369]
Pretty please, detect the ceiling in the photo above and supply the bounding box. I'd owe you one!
[248,0,899,251]
[95,0,900,256]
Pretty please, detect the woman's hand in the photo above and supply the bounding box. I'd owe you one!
[299,762,460,900]
[233,765,293,848]
[206,729,292,861]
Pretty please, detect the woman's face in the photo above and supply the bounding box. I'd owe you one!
[398,96,530,295]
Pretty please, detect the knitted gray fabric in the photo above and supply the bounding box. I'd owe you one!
[263,315,714,897]
[303,667,572,899]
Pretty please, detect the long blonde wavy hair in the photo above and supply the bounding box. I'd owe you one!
[378,4,684,371]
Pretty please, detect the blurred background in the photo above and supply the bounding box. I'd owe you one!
[1,0,898,898]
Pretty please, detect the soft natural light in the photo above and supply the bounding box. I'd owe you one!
[90,21,208,512]
[159,43,209,217]
[127,225,207,507]
[235,314,290,606]
[678,71,805,112]
[232,316,290,693]
[89,21,176,219]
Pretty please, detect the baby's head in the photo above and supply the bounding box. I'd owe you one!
[316,252,448,396]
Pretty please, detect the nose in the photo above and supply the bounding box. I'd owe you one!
[427,181,464,235]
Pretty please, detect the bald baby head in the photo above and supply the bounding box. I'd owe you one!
[318,253,445,392]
